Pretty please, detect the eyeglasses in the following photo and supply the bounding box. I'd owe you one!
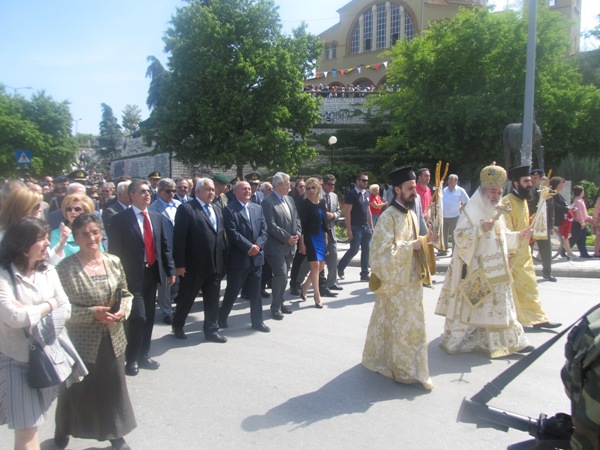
[138,189,151,195]
[326,183,336,187]
[163,189,176,194]
[176,185,188,190]
[306,186,318,191]
[359,179,369,183]
[66,206,83,213]
[76,230,102,239]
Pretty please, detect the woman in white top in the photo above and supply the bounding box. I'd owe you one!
[0,217,81,450]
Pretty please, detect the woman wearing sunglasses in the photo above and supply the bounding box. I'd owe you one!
[50,194,104,259]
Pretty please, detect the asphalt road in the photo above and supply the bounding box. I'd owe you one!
[2,263,597,450]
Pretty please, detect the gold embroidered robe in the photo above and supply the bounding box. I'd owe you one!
[502,193,549,326]
[362,205,433,390]
[435,189,530,358]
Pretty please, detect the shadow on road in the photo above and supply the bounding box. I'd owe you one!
[241,363,429,432]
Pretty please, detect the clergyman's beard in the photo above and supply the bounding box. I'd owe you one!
[400,193,416,210]
[516,184,533,201]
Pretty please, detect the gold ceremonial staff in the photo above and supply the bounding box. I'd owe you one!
[431,161,449,252]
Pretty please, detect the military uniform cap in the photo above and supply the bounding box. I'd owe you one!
[244,172,261,183]
[509,165,531,181]
[54,175,68,183]
[531,168,544,176]
[148,171,161,179]
[388,167,416,187]
[68,169,87,182]
[480,162,507,188]
[213,173,229,184]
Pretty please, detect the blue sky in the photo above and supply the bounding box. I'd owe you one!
[1,0,598,135]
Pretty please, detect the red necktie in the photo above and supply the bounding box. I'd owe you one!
[141,211,156,266]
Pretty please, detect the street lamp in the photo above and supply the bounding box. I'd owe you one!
[328,136,337,173]
[5,85,33,95]
[74,118,82,136]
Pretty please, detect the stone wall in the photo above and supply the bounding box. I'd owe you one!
[109,97,374,179]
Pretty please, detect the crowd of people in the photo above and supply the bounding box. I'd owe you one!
[0,161,595,449]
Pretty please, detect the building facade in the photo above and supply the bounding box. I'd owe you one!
[306,0,582,90]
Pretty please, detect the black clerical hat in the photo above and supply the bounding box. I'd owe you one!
[388,167,416,187]
[509,165,531,181]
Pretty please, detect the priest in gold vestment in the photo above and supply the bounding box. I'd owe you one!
[362,167,437,390]
[435,163,531,358]
[502,165,561,330]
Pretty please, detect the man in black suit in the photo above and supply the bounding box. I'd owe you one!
[108,179,176,376]
[102,180,131,244]
[171,178,228,342]
[218,181,270,333]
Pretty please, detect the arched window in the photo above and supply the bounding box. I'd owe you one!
[350,2,414,54]
[324,43,330,60]
[331,42,337,59]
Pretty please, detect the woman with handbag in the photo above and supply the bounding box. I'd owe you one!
[55,214,136,450]
[0,216,85,450]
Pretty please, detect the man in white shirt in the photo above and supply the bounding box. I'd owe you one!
[440,174,469,255]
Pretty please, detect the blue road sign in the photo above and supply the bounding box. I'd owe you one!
[16,149,32,165]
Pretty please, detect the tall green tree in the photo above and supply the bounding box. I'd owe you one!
[97,103,123,160]
[143,0,322,177]
[0,88,77,178]
[121,104,142,135]
[374,5,600,176]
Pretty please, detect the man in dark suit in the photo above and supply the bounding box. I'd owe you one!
[218,181,270,333]
[171,178,228,342]
[108,180,176,376]
[262,172,300,320]
[174,178,191,204]
[102,180,131,244]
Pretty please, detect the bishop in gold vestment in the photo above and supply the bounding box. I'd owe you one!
[362,167,436,390]
[435,164,530,357]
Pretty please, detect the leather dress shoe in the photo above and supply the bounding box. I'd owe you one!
[321,289,338,297]
[218,319,228,329]
[125,361,139,376]
[206,332,228,343]
[281,305,293,314]
[271,310,284,320]
[360,275,370,281]
[138,355,160,370]
[252,322,271,333]
[329,284,343,291]
[261,290,270,298]
[289,285,300,296]
[543,275,557,282]
[533,321,562,329]
[54,432,69,449]
[163,315,173,325]
[172,327,187,340]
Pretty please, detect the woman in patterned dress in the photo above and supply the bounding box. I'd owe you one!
[55,214,136,450]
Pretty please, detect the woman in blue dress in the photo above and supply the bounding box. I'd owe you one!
[299,178,328,308]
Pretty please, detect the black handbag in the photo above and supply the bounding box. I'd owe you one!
[7,266,64,389]
[27,337,64,389]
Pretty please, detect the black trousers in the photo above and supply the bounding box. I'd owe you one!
[173,268,221,335]
[126,264,159,364]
